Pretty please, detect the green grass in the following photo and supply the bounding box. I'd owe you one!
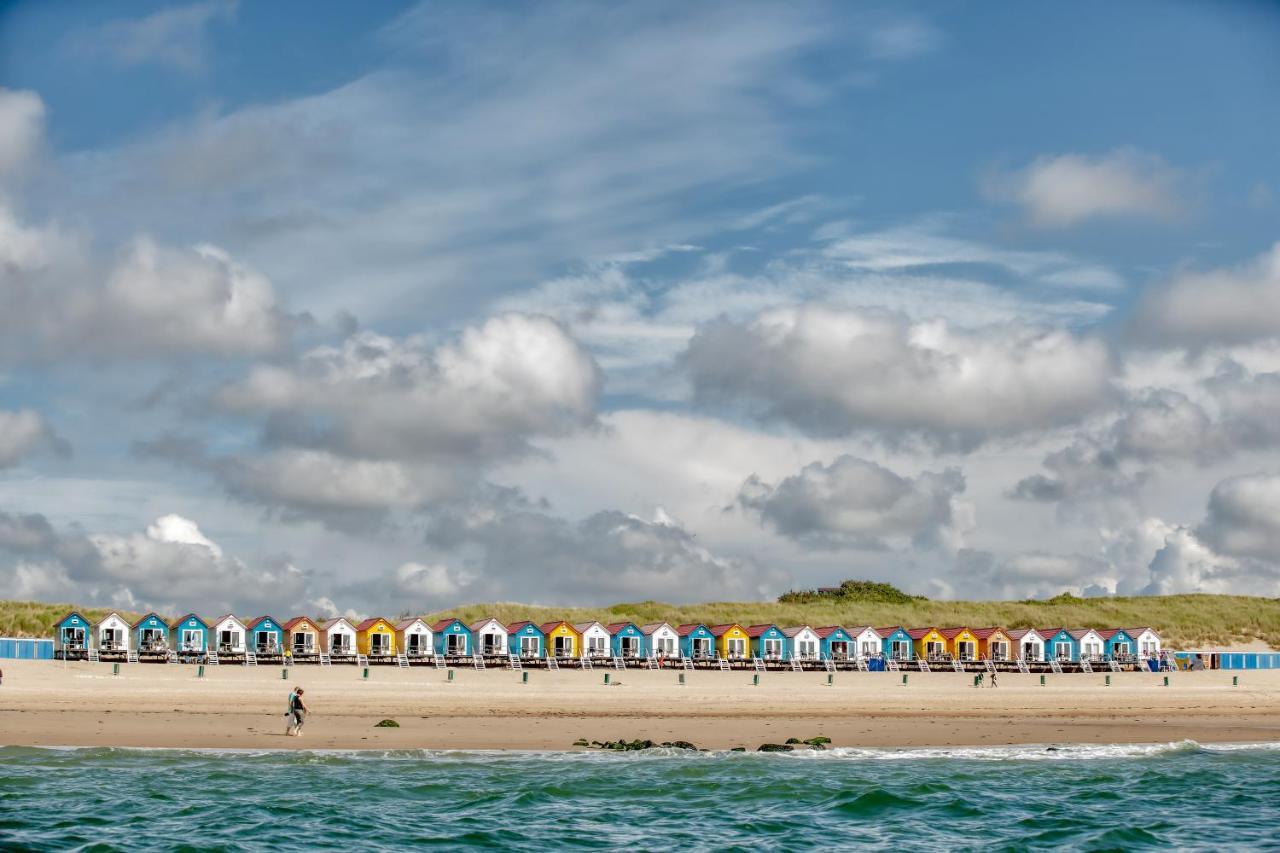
[8,594,1278,650]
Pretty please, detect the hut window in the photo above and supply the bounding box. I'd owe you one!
[331,632,349,652]
[481,633,502,655]
[654,636,675,655]
[1054,641,1072,659]
[371,633,389,654]
[142,628,166,649]
[691,637,712,657]
[102,628,122,649]
[553,635,572,656]
[1114,641,1130,657]
[293,633,313,653]
[990,641,1008,660]
[890,640,910,659]
[63,627,86,648]
[256,631,276,652]
[926,641,944,658]
[860,640,877,657]
[520,635,540,657]
[797,639,817,659]
[727,638,746,658]
[181,629,202,650]
[957,641,975,660]
[446,633,466,655]
[763,638,783,659]
[830,640,848,659]
[619,636,640,657]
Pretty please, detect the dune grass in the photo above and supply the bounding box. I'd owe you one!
[6,594,1278,650]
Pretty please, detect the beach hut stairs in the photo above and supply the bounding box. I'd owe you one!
[823,658,835,673]
[885,658,898,671]
[950,658,964,673]
[983,658,995,673]
[1016,658,1030,674]
[717,657,730,671]
[1079,657,1093,673]
[917,658,931,672]
[580,656,593,670]
[508,654,522,670]
[397,652,410,668]
[681,656,693,670]
[1107,658,1121,672]
[318,651,331,667]
[612,656,625,670]
[856,657,869,671]
[244,650,257,666]
[473,654,486,670]
[546,655,559,671]
[207,649,219,665]
[87,647,100,663]
[790,657,802,672]
[752,657,765,672]
[127,648,139,663]
[1049,659,1063,673]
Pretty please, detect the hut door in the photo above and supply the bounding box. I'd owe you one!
[891,640,910,660]
[958,641,975,660]
[182,629,202,651]
[991,641,1007,661]
[407,633,422,655]
[692,637,711,658]
[553,635,572,657]
[447,633,466,655]
[142,628,165,650]
[620,636,639,658]
[102,627,122,650]
[926,641,944,658]
[520,636,539,657]
[371,633,388,655]
[63,627,86,649]
[830,641,848,659]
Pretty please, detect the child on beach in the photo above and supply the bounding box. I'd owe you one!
[989,671,999,688]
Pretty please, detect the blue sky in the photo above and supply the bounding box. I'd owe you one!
[1,1,1279,616]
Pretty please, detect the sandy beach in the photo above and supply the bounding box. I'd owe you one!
[1,659,1277,751]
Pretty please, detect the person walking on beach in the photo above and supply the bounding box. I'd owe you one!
[288,687,308,737]
[989,671,998,688]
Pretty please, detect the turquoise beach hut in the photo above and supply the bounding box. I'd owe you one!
[677,624,715,660]
[747,624,787,660]
[606,622,645,659]
[432,618,471,657]
[169,613,209,653]
[507,621,545,659]
[54,612,91,655]
[246,616,284,654]
[1042,628,1077,662]
[1099,628,1136,660]
[878,627,913,661]
[132,612,170,653]
[816,626,854,661]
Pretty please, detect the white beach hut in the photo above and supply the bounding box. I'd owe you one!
[470,617,508,657]
[1072,629,1106,661]
[852,626,883,660]
[1008,628,1044,662]
[396,618,434,658]
[322,617,357,657]
[1128,627,1162,658]
[94,612,130,654]
[641,622,679,659]
[574,621,611,659]
[211,614,247,655]
[783,625,821,661]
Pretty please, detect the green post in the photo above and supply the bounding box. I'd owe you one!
[827,673,833,686]
[198,664,205,678]
[522,671,529,684]
[678,673,685,685]
[973,675,980,688]
[1040,674,1045,686]
[752,673,759,686]
[282,667,288,680]
[362,667,369,680]
[604,673,610,685]
[902,673,908,686]
[112,663,119,676]
[1233,675,1239,686]
[448,669,454,682]
[1163,675,1169,687]
[1105,674,1110,686]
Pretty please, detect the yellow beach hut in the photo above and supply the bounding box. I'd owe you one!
[356,617,397,658]
[973,627,1013,661]
[940,627,979,661]
[541,621,580,659]
[908,627,947,660]
[710,624,749,660]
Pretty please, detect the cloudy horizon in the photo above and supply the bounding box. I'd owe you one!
[2,1,1279,618]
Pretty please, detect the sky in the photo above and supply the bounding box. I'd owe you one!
[1,0,1279,618]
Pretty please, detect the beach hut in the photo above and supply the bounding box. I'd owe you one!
[283,617,321,658]
[606,622,646,659]
[677,624,716,660]
[246,616,284,655]
[909,627,947,660]
[169,614,209,653]
[396,618,433,658]
[507,621,545,659]
[782,626,821,661]
[1128,627,1162,658]
[1071,629,1106,661]
[1007,628,1044,662]
[211,614,247,654]
[878,627,914,661]
[356,618,397,657]
[132,613,170,653]
[54,612,91,655]
[541,621,580,658]
[747,624,788,660]
[1098,628,1136,660]
[940,627,979,661]
[972,627,1012,661]
[851,626,884,659]
[321,617,356,657]
[470,618,508,657]
[641,623,679,659]
[1042,628,1077,662]
[94,612,130,654]
[816,626,854,661]
[710,624,749,660]
[574,621,611,658]
[432,618,472,657]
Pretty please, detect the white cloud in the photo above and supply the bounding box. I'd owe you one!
[0,409,66,468]
[392,561,467,600]
[67,0,237,72]
[0,88,45,179]
[683,305,1115,450]
[986,148,1184,228]
[1197,472,1280,560]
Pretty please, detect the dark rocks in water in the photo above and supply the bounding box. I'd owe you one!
[730,747,747,752]
[805,736,831,745]
[758,743,794,752]
[573,739,590,747]
[784,737,803,745]
[583,738,700,751]
[373,719,400,728]
[663,740,697,751]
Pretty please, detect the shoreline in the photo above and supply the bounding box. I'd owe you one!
[3,660,1279,751]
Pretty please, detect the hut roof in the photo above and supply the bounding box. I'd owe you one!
[92,611,127,627]
[168,613,208,629]
[211,614,246,628]
[1039,627,1069,638]
[1068,628,1101,640]
[781,626,814,638]
[321,617,354,631]
[1095,628,1127,640]
[814,626,847,638]
[605,622,637,635]
[746,624,778,638]
[539,620,571,634]
[876,626,906,636]
[431,618,463,632]
[395,618,428,631]
[469,617,503,632]
[244,616,278,630]
[970,627,1006,639]
[282,617,318,631]
[506,621,541,633]
[1125,626,1159,637]
[676,623,707,636]
[55,610,86,626]
[939,627,971,639]
[1006,628,1042,640]
[639,622,673,635]
[906,627,937,640]
[709,623,743,637]
[131,612,165,628]
[572,621,604,633]
[356,618,392,632]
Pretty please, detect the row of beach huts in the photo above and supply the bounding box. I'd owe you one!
[51,611,1169,673]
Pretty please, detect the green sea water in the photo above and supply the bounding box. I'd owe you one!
[1,742,1278,851]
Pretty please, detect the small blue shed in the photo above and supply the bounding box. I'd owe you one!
[678,623,715,659]
[747,624,788,660]
[54,612,91,652]
[879,627,913,661]
[1100,629,1135,660]
[507,621,545,658]
[170,613,209,653]
[816,626,854,660]
[606,622,645,658]
[432,618,471,656]
[132,613,170,652]
[1042,628,1078,662]
[246,616,284,654]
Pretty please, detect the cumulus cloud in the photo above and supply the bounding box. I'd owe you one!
[737,455,970,550]
[0,88,45,179]
[0,409,68,468]
[1131,243,1280,350]
[1196,472,1280,560]
[0,511,307,613]
[955,549,1112,601]
[986,148,1184,228]
[683,305,1114,450]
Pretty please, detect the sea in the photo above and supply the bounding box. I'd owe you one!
[1,742,1278,851]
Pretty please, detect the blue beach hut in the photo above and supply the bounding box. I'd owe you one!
[432,618,471,657]
[816,626,854,661]
[1099,629,1136,660]
[507,621,545,659]
[677,623,715,660]
[747,624,788,660]
[605,622,645,659]
[132,613,170,653]
[1042,628,1077,662]
[170,613,209,653]
[54,612,91,654]
[878,627,913,661]
[246,616,284,654]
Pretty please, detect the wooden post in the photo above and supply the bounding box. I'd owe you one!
[1163,675,1169,687]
